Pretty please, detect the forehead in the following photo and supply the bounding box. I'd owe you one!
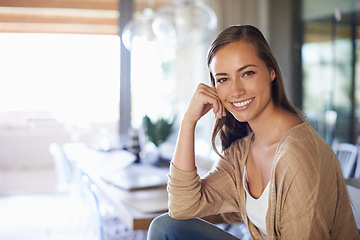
[209,40,261,72]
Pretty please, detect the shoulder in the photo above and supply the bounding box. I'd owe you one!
[274,122,337,177]
[277,122,332,158]
[278,122,321,155]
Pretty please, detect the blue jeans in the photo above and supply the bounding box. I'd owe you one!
[147,213,240,240]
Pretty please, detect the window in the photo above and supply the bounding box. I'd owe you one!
[301,1,360,144]
[0,33,120,128]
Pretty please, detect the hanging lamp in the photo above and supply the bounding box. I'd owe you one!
[152,0,217,47]
[121,0,157,51]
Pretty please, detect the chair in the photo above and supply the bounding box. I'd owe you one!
[354,148,360,178]
[79,170,131,240]
[49,143,72,193]
[332,142,358,179]
[80,173,105,240]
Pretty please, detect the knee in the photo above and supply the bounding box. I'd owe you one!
[149,213,172,230]
[147,213,173,240]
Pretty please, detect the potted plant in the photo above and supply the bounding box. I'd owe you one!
[142,115,175,165]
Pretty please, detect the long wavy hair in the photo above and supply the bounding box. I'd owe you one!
[207,25,304,156]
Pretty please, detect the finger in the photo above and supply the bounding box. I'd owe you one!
[197,83,218,98]
[216,100,226,119]
[197,85,224,118]
[195,83,226,119]
[212,98,224,119]
[220,102,226,117]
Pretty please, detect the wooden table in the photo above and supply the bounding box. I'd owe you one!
[63,143,224,230]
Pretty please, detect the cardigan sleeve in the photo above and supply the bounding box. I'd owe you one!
[167,154,242,220]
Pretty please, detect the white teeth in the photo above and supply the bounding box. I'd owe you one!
[232,98,253,107]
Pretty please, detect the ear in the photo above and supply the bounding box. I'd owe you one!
[270,69,276,82]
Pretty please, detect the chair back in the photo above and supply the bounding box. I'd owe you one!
[332,142,358,179]
[80,173,104,240]
[354,148,360,178]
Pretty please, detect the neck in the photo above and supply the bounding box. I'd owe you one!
[248,107,297,147]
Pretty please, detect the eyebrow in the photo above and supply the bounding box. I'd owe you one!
[214,64,257,77]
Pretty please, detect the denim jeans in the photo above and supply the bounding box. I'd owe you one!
[147,213,240,240]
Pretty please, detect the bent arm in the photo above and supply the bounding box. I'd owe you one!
[172,83,225,172]
[168,83,231,219]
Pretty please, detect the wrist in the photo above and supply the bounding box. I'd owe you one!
[180,117,197,130]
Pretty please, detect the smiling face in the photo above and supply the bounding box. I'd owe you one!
[209,40,276,124]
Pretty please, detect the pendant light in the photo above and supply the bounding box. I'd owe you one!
[121,1,157,51]
[152,0,217,47]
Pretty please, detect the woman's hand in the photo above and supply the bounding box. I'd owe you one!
[183,83,226,125]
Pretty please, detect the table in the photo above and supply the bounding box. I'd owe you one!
[63,143,224,230]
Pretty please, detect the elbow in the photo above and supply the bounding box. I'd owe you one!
[168,212,184,220]
[168,209,196,220]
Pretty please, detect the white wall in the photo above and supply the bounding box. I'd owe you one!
[210,0,269,39]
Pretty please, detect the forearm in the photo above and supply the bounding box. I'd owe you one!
[172,119,197,172]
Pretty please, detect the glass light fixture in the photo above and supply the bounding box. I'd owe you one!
[121,8,157,51]
[152,0,217,47]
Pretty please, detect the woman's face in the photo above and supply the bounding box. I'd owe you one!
[209,40,276,123]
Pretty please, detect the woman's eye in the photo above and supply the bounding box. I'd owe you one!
[243,71,255,77]
[217,78,228,84]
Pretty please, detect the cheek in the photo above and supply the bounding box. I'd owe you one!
[257,81,273,102]
[254,77,272,94]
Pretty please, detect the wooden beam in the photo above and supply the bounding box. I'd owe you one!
[0,8,118,25]
[0,7,118,34]
[0,0,172,11]
[0,22,118,34]
[0,0,117,10]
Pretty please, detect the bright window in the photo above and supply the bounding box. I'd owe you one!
[0,33,120,127]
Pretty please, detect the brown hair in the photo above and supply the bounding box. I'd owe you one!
[207,25,303,156]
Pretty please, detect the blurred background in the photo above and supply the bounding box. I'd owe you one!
[0,0,359,239]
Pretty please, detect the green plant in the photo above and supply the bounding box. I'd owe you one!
[143,115,175,147]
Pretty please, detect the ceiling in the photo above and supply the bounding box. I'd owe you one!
[0,0,172,34]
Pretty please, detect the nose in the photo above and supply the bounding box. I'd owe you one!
[231,80,245,98]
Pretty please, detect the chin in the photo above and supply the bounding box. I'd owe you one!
[230,113,250,123]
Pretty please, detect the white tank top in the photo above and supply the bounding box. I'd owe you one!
[243,165,270,235]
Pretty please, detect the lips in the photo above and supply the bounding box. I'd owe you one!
[232,97,254,107]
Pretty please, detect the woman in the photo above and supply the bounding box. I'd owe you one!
[147,25,359,240]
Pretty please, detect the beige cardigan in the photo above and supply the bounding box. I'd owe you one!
[168,122,359,239]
